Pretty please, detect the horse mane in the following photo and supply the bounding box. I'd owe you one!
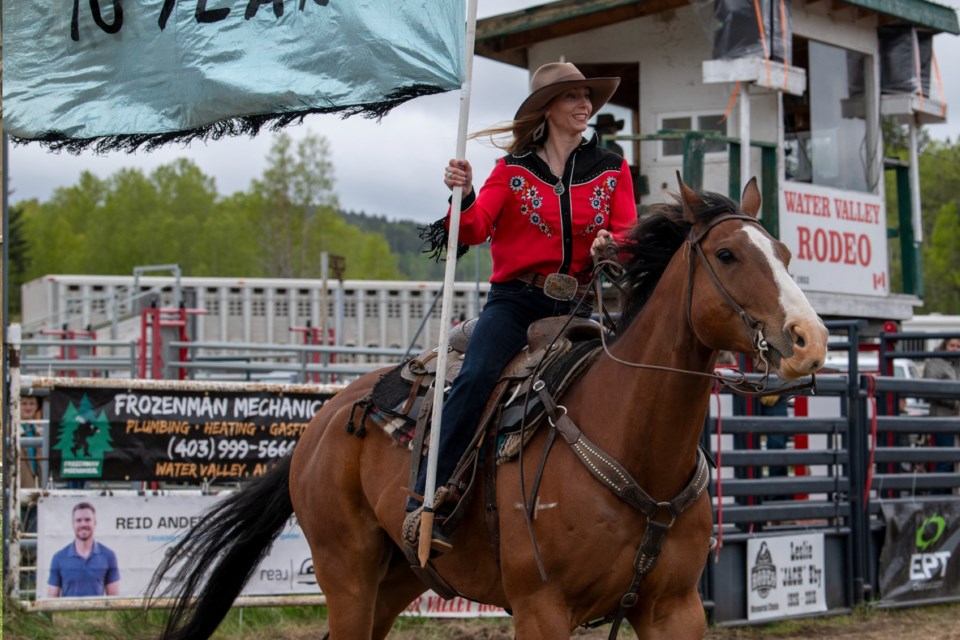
[615,189,740,334]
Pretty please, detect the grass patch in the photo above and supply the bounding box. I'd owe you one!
[2,605,330,640]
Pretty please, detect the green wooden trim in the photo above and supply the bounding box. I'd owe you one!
[682,133,706,191]
[760,147,779,238]
[892,164,924,296]
[623,132,778,149]
[476,0,639,38]
[477,0,958,46]
[728,143,742,201]
[842,0,959,34]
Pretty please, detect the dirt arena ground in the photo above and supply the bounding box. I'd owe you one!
[343,602,960,639]
[5,602,958,639]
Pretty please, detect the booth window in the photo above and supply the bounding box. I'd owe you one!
[659,112,727,158]
[784,38,870,192]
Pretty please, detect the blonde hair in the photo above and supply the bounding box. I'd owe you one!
[470,111,547,156]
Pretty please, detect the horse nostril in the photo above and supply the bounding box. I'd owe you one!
[796,335,806,349]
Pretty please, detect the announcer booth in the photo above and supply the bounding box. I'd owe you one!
[475,0,959,626]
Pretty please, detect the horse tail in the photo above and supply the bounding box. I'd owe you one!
[146,455,294,640]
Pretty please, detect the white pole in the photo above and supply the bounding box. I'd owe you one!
[6,323,23,601]
[739,85,751,190]
[907,117,923,244]
[419,0,479,566]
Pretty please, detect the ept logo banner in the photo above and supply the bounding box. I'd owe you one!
[910,515,952,581]
[880,502,960,603]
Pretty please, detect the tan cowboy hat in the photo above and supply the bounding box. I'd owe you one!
[514,62,620,120]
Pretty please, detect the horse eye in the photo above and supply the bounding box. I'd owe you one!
[716,248,736,264]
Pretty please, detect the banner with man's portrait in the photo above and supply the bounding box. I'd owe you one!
[37,495,319,600]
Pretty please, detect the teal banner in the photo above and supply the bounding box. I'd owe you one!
[3,1,464,151]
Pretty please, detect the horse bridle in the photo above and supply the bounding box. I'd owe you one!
[685,213,771,365]
[589,213,816,397]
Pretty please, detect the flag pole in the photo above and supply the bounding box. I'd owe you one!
[418,0,479,567]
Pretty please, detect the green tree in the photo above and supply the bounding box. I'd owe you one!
[7,204,31,315]
[21,171,107,279]
[249,131,338,277]
[250,132,403,279]
[917,140,960,312]
[925,201,960,313]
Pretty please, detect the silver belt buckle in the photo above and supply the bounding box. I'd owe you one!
[542,273,579,301]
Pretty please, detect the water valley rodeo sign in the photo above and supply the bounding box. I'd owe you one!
[48,387,336,482]
[779,183,888,296]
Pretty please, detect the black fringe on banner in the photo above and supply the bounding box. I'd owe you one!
[11,84,448,154]
[418,217,469,263]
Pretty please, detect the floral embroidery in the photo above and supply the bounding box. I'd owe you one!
[581,177,617,236]
[510,174,555,236]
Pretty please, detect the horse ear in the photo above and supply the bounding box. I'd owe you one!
[740,177,762,218]
[676,171,701,224]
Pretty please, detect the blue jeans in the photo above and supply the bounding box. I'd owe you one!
[410,279,587,508]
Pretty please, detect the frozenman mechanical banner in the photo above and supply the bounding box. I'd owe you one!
[48,386,336,482]
[879,501,960,603]
[3,1,465,151]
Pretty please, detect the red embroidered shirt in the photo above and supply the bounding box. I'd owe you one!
[447,135,636,284]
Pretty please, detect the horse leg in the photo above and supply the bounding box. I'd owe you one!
[312,530,393,639]
[314,524,425,639]
[511,598,574,639]
[369,549,428,640]
[625,589,706,639]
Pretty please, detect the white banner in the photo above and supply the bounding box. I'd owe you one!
[403,593,508,618]
[747,533,827,621]
[36,493,510,616]
[37,495,319,600]
[779,182,888,296]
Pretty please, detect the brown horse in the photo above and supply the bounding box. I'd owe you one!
[147,177,828,639]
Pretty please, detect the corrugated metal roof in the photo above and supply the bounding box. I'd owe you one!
[476,0,960,66]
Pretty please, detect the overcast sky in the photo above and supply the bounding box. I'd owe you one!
[6,0,960,224]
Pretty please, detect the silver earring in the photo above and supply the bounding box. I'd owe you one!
[533,120,546,141]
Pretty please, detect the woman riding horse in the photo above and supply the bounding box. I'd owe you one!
[410,61,637,549]
[148,179,828,640]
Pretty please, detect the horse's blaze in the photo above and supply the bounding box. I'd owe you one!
[743,226,828,380]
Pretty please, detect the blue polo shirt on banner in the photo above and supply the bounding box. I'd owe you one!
[48,541,120,597]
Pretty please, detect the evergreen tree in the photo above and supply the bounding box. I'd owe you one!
[7,205,30,315]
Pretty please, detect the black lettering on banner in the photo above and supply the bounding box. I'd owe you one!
[158,0,175,30]
[196,0,232,23]
[160,0,231,30]
[245,0,284,20]
[300,0,330,9]
[72,0,124,41]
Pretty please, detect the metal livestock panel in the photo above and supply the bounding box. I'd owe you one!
[21,275,490,351]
